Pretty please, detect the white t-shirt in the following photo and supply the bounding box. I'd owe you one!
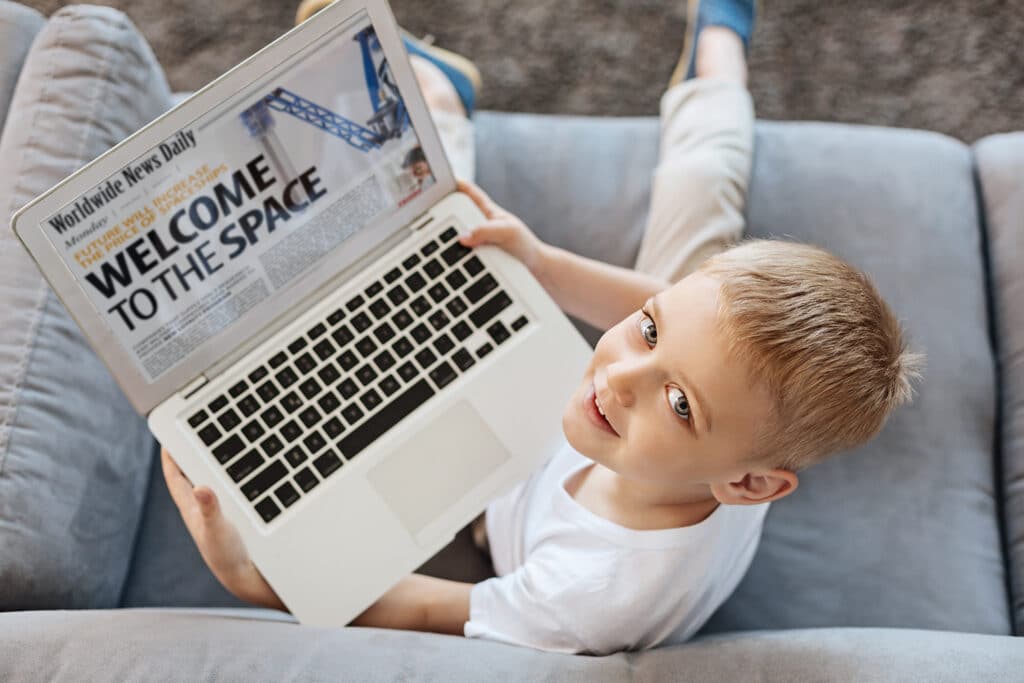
[463,441,769,655]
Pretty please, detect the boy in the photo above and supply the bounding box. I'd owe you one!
[162,0,920,654]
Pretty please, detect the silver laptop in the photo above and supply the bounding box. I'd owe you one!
[12,0,590,626]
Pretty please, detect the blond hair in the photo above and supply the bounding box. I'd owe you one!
[699,240,923,471]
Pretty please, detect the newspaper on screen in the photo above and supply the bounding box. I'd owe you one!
[39,11,434,383]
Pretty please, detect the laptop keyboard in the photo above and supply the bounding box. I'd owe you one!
[184,225,531,524]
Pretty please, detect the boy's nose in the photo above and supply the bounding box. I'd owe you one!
[605,359,645,408]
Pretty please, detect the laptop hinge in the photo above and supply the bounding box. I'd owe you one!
[180,374,209,399]
[409,211,432,232]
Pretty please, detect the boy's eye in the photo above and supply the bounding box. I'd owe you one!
[639,314,657,347]
[667,386,690,421]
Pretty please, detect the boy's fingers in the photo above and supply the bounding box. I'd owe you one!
[456,179,498,218]
[194,486,220,519]
[161,449,195,511]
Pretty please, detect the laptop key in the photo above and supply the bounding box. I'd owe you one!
[327,308,346,325]
[228,380,248,398]
[255,497,282,523]
[374,350,396,372]
[380,375,400,396]
[288,338,308,354]
[318,363,340,385]
[452,321,472,341]
[318,392,341,414]
[373,322,396,344]
[346,294,365,312]
[446,296,468,318]
[356,336,377,357]
[440,241,471,266]
[281,391,304,414]
[285,446,307,468]
[212,434,245,464]
[248,367,269,384]
[470,291,512,328]
[217,408,241,431]
[227,450,264,482]
[464,255,484,276]
[280,420,302,443]
[423,259,444,279]
[242,420,265,442]
[366,281,383,298]
[433,334,455,355]
[428,310,450,331]
[356,364,378,385]
[261,406,284,428]
[338,350,358,371]
[342,403,364,425]
[415,348,437,369]
[352,312,372,333]
[476,342,494,359]
[445,270,467,290]
[303,431,326,454]
[276,367,299,388]
[511,315,529,331]
[361,389,382,411]
[421,240,439,256]
[429,361,458,389]
[338,378,359,399]
[410,323,431,344]
[397,361,418,382]
[337,379,436,461]
[299,378,322,400]
[260,434,284,457]
[294,353,317,375]
[386,285,409,306]
[410,296,431,316]
[464,274,498,304]
[313,451,343,478]
[197,423,222,446]
[440,226,458,242]
[405,272,427,293]
[323,417,345,439]
[257,381,279,402]
[187,409,209,428]
[402,253,421,270]
[313,339,335,361]
[393,337,414,358]
[275,482,300,508]
[294,467,319,492]
[427,283,449,304]
[299,406,322,428]
[384,267,402,284]
[452,348,475,372]
[392,308,413,329]
[242,460,288,501]
[332,324,354,346]
[308,322,327,340]
[268,351,288,368]
[487,321,511,345]
[238,395,260,416]
[369,298,390,318]
[209,395,229,413]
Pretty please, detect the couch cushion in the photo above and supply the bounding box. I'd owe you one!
[475,114,1009,634]
[975,132,1024,635]
[0,1,44,135]
[1,609,1022,681]
[0,5,172,609]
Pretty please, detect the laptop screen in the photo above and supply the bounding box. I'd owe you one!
[37,9,439,384]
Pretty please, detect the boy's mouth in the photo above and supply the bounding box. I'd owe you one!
[584,383,619,437]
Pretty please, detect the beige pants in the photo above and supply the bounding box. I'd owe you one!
[441,80,754,554]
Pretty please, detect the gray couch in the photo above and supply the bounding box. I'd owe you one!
[1,2,1022,680]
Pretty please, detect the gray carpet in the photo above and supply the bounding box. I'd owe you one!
[21,0,1024,142]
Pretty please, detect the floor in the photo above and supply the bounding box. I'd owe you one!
[21,0,1024,142]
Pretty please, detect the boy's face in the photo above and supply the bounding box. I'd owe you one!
[562,272,780,503]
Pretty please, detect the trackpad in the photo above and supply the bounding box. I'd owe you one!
[366,401,511,537]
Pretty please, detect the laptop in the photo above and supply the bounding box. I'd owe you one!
[12,0,591,626]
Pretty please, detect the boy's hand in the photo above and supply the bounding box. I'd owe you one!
[456,180,547,276]
[161,449,286,611]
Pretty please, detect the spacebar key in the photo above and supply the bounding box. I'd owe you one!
[337,379,435,460]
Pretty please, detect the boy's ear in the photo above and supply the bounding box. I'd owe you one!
[710,469,799,505]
